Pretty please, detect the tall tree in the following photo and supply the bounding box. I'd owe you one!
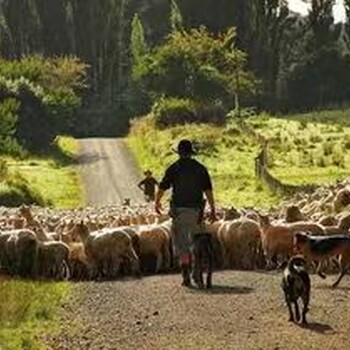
[170,0,183,32]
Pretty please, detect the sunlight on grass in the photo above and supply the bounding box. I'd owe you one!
[248,113,350,187]
[128,110,350,209]
[4,136,83,208]
[127,115,281,209]
[0,280,70,350]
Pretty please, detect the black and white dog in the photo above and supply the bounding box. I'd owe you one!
[281,255,311,324]
[191,233,214,289]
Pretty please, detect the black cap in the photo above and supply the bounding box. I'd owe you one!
[175,139,197,155]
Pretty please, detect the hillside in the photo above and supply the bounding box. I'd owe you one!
[127,109,350,209]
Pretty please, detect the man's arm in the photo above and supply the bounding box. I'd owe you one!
[155,189,165,214]
[204,188,217,223]
[138,180,144,190]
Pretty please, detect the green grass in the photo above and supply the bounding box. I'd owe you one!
[127,115,281,209]
[128,109,350,209]
[0,280,70,350]
[2,136,83,208]
[247,112,350,186]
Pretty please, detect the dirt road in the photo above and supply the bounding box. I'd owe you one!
[45,271,350,350]
[78,138,144,206]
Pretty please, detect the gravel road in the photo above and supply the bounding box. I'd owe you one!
[44,271,350,350]
[77,138,144,206]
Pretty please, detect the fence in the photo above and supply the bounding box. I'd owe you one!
[237,120,316,195]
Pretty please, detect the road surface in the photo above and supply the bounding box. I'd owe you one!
[77,138,144,206]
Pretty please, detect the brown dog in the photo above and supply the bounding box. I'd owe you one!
[294,231,350,288]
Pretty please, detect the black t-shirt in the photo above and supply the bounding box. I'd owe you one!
[139,177,158,196]
[159,158,212,208]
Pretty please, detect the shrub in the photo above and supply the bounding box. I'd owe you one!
[152,97,226,127]
[0,173,47,207]
[0,159,7,180]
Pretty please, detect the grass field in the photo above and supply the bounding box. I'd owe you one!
[1,136,83,208]
[248,111,350,186]
[0,278,70,350]
[127,109,350,208]
[127,115,281,209]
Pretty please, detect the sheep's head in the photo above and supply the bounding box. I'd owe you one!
[258,214,270,228]
[19,205,32,218]
[339,213,350,231]
[285,205,304,223]
[74,221,89,241]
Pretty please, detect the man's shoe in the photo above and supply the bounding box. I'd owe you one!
[181,278,191,287]
[181,264,191,287]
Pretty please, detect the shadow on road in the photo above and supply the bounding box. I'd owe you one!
[76,152,108,165]
[189,284,254,295]
[298,321,335,334]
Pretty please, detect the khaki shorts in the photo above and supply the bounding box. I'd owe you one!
[171,207,203,257]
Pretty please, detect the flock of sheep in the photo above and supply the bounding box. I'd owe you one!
[1,179,350,282]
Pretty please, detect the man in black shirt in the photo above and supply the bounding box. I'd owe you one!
[155,139,216,287]
[138,170,158,202]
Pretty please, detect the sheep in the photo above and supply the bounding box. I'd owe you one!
[0,229,38,278]
[137,224,171,274]
[68,242,91,280]
[259,215,293,269]
[285,205,305,223]
[318,215,338,227]
[37,241,70,280]
[218,218,262,269]
[76,223,140,279]
[19,205,53,241]
[287,221,325,236]
[333,188,350,213]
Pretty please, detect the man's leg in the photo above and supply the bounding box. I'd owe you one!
[173,208,202,287]
[180,252,192,286]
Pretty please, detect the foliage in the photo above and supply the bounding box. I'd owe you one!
[152,97,226,127]
[0,172,47,207]
[170,0,183,32]
[128,114,281,208]
[0,280,70,350]
[128,108,350,208]
[284,48,350,111]
[130,14,148,71]
[0,136,82,208]
[0,98,23,155]
[133,27,257,109]
[0,56,86,150]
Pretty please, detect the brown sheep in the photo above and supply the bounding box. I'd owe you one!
[333,188,350,213]
[68,242,91,280]
[285,205,305,223]
[287,222,325,236]
[137,225,171,274]
[318,215,338,227]
[259,215,293,269]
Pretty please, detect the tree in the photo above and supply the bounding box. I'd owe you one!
[170,0,183,32]
[131,14,148,72]
[134,27,256,109]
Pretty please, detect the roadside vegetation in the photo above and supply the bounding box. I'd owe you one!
[128,108,350,209]
[0,136,83,208]
[127,115,281,209]
[248,110,350,186]
[0,279,70,350]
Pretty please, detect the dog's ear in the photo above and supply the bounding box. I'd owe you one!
[277,261,288,270]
